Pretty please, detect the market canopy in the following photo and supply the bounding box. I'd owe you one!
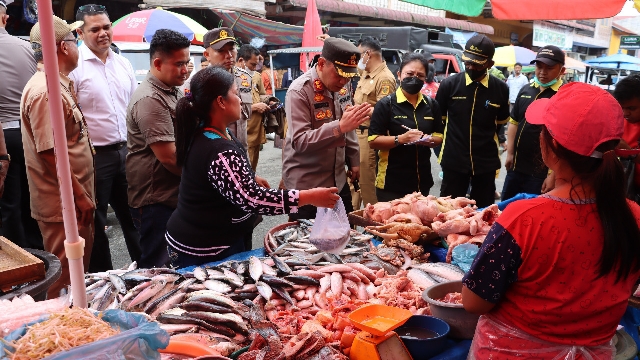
[214,10,304,46]
[493,46,536,67]
[586,52,640,71]
[400,0,628,20]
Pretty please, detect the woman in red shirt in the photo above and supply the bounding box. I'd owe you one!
[462,82,640,359]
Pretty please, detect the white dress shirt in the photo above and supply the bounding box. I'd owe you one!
[506,73,530,104]
[70,44,137,146]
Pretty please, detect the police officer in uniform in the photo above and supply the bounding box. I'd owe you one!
[351,37,396,209]
[202,27,235,71]
[282,38,371,220]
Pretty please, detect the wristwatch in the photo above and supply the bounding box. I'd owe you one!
[0,154,10,162]
[394,135,399,147]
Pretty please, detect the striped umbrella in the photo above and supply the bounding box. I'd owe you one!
[493,46,537,67]
[112,8,208,44]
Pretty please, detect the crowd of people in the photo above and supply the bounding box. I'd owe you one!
[1,1,640,356]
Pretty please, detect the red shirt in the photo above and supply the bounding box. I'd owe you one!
[464,196,640,347]
[623,121,640,148]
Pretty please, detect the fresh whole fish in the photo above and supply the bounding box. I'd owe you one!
[185,291,237,309]
[260,275,294,287]
[128,280,166,309]
[249,256,263,282]
[255,281,273,301]
[179,301,239,314]
[407,268,438,289]
[223,268,244,288]
[109,274,127,294]
[284,275,320,286]
[194,267,208,282]
[203,279,232,293]
[411,262,464,282]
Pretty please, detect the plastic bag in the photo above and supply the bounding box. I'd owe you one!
[451,243,479,273]
[1,309,169,360]
[309,198,350,254]
[468,314,614,360]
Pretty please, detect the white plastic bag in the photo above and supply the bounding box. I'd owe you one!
[309,198,350,254]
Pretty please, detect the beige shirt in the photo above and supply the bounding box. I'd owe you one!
[282,67,359,190]
[20,71,95,222]
[126,73,181,209]
[354,62,396,127]
[247,71,267,147]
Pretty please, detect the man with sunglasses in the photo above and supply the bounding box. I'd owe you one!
[282,37,370,220]
[435,34,510,208]
[0,0,43,251]
[22,16,95,298]
[70,4,141,272]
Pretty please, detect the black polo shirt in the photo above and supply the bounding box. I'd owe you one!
[368,88,444,194]
[436,72,510,175]
[510,81,562,179]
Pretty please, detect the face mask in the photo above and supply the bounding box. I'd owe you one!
[401,76,424,95]
[467,68,487,82]
[534,76,558,88]
[357,52,369,71]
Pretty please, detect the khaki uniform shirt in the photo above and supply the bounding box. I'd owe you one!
[126,73,182,209]
[20,72,95,222]
[247,71,266,146]
[354,62,396,127]
[234,66,253,121]
[282,67,359,190]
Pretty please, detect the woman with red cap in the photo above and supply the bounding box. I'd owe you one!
[461,82,640,358]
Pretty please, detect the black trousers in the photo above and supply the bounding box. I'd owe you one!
[89,144,141,272]
[0,128,43,249]
[440,167,496,208]
[289,182,353,221]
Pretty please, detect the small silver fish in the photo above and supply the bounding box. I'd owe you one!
[249,256,263,282]
[223,268,244,288]
[194,267,208,282]
[255,281,273,301]
[203,279,232,293]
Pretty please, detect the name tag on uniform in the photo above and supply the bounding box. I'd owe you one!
[520,95,532,99]
[314,102,329,109]
[452,96,466,100]
[394,115,407,119]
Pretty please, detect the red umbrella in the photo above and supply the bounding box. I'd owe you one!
[400,0,628,19]
[300,0,323,72]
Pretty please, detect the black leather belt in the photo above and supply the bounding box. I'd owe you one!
[94,141,126,152]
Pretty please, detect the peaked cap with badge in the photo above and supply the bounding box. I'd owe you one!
[462,34,496,65]
[30,15,83,44]
[203,27,235,50]
[321,38,360,78]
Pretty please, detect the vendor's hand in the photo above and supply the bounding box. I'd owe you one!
[252,103,270,114]
[256,176,271,188]
[299,187,340,208]
[317,34,330,42]
[75,191,95,227]
[338,103,371,134]
[541,172,555,193]
[500,142,508,152]
[420,135,442,148]
[0,160,9,198]
[505,153,514,170]
[348,166,360,182]
[399,129,424,145]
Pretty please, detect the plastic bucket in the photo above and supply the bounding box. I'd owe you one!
[396,315,450,359]
[0,248,61,301]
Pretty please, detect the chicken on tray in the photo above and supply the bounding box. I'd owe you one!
[363,193,476,225]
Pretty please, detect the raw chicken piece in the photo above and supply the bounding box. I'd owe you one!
[385,213,423,225]
[410,200,441,225]
[363,202,394,223]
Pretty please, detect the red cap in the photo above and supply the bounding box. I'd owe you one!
[525,82,624,157]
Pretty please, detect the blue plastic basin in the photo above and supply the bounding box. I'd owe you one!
[396,315,450,360]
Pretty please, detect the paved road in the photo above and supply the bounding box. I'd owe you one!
[108,139,508,269]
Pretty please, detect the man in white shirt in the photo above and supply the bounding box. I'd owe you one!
[70,4,141,272]
[506,63,529,112]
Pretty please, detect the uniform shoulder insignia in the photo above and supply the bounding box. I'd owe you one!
[314,93,324,102]
[313,79,325,92]
[241,81,250,87]
[339,88,347,96]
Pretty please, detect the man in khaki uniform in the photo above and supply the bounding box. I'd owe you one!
[22,16,95,298]
[352,37,396,209]
[236,44,270,169]
[282,38,371,220]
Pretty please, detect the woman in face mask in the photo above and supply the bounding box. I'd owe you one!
[368,54,445,202]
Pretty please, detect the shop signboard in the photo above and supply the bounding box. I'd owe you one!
[620,35,640,49]
[533,21,573,51]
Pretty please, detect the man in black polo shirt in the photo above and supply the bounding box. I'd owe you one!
[501,46,565,201]
[436,35,510,208]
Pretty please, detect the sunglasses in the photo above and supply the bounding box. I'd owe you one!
[77,4,106,13]
[62,38,79,45]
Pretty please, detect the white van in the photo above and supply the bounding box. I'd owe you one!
[113,41,206,84]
